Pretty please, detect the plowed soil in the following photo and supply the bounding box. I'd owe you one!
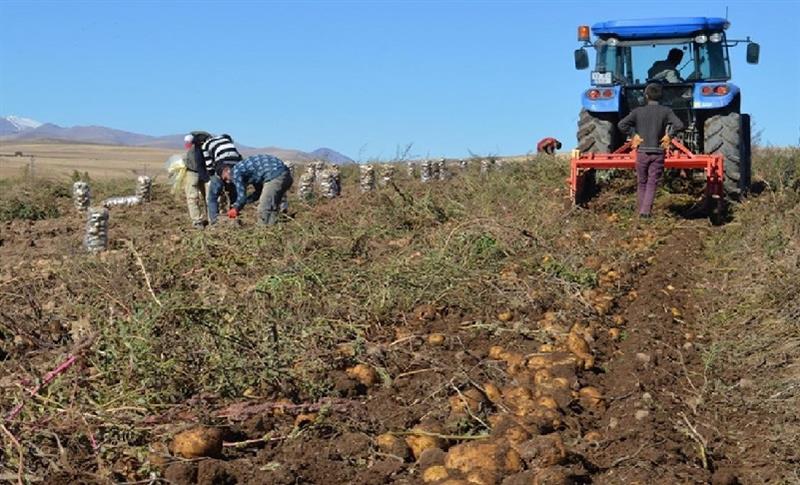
[1,173,794,485]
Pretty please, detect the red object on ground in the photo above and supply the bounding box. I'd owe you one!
[537,137,562,154]
[567,139,724,205]
[228,208,239,219]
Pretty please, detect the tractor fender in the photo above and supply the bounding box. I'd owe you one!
[580,85,621,113]
[692,83,740,110]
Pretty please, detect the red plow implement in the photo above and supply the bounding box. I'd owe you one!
[568,139,725,218]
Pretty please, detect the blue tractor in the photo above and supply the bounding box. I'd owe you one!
[574,17,760,198]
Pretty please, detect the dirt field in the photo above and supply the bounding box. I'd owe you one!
[0,147,797,484]
[0,141,177,180]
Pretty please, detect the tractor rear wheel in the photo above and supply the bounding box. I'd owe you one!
[577,109,617,153]
[704,112,751,199]
[575,109,619,203]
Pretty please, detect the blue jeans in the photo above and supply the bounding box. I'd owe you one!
[258,170,293,225]
[207,175,236,224]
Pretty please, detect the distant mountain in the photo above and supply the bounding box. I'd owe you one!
[308,147,355,165]
[0,115,353,164]
[240,146,355,165]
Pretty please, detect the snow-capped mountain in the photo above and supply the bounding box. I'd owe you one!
[0,115,44,135]
[5,115,43,131]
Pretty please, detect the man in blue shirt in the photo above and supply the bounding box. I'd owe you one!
[218,154,293,225]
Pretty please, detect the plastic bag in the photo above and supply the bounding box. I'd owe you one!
[165,154,187,195]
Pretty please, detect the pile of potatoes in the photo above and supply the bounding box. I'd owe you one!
[372,311,610,484]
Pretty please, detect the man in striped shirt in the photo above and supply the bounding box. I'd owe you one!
[218,154,293,225]
[201,134,243,224]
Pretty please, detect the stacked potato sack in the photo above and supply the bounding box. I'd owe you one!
[435,158,448,181]
[136,175,152,201]
[297,166,316,201]
[420,159,433,183]
[480,158,493,176]
[380,165,396,187]
[360,165,376,192]
[319,166,341,199]
[84,207,109,253]
[72,181,91,212]
[407,160,416,177]
[458,159,468,170]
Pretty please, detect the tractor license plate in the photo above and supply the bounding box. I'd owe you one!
[591,71,612,85]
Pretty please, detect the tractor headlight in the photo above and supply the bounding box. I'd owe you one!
[709,33,722,43]
[606,37,619,46]
[694,34,708,44]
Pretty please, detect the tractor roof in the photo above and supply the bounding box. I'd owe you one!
[592,17,729,40]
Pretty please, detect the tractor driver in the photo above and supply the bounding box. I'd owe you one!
[648,48,684,83]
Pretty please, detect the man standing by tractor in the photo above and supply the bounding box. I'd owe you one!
[618,83,684,218]
[218,154,293,225]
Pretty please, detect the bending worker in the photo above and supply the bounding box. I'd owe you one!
[201,133,242,224]
[218,154,294,225]
[537,137,562,155]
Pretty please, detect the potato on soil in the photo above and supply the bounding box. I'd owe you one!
[536,395,559,411]
[293,413,317,427]
[515,433,567,468]
[422,465,450,483]
[502,387,537,417]
[414,304,438,321]
[516,407,563,434]
[449,388,486,417]
[336,342,357,357]
[466,469,501,485]
[405,426,446,460]
[483,383,503,404]
[526,352,579,372]
[497,311,513,322]
[583,431,602,443]
[565,331,594,370]
[376,433,410,459]
[607,327,620,340]
[170,426,223,459]
[488,345,505,360]
[346,363,378,387]
[577,386,604,410]
[444,442,522,475]
[427,333,446,346]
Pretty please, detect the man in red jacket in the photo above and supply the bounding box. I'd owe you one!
[537,137,562,155]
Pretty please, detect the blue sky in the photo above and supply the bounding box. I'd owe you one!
[0,0,798,159]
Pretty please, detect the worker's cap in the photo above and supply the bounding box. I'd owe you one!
[184,134,194,149]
